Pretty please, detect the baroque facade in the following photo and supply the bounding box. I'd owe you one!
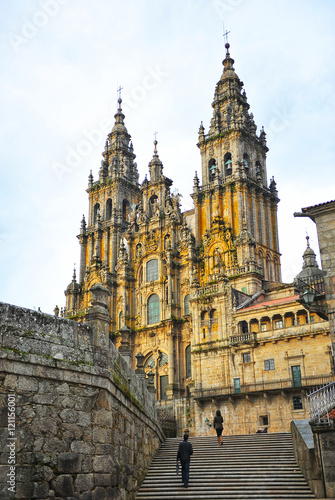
[64,44,333,435]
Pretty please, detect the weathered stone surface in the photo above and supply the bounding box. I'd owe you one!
[58,452,81,473]
[92,486,107,500]
[71,440,94,455]
[52,474,75,496]
[15,481,35,498]
[33,480,49,498]
[93,455,113,473]
[94,474,112,487]
[0,303,164,499]
[75,473,94,493]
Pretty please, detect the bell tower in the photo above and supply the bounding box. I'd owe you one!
[193,43,281,293]
[65,95,141,324]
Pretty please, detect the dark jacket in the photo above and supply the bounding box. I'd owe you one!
[177,440,193,464]
[213,415,223,430]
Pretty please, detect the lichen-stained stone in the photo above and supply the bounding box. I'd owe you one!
[30,416,58,436]
[93,455,113,474]
[58,452,81,473]
[75,473,94,493]
[0,302,164,499]
[91,486,107,500]
[52,474,75,497]
[71,440,94,455]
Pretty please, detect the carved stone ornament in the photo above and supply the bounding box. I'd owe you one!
[145,231,159,252]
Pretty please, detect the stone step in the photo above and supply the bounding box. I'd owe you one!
[136,433,315,499]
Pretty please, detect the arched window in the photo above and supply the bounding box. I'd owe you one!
[149,194,159,217]
[266,254,272,281]
[122,199,130,221]
[260,317,270,331]
[224,152,232,176]
[186,345,192,379]
[106,199,112,220]
[144,354,155,369]
[184,294,190,315]
[164,234,171,250]
[239,320,248,334]
[147,294,160,325]
[159,352,168,367]
[274,258,280,282]
[201,310,208,327]
[273,314,283,329]
[297,310,308,325]
[208,158,216,182]
[258,251,265,276]
[146,259,158,282]
[136,244,143,260]
[93,203,100,223]
[210,309,218,327]
[119,311,123,329]
[243,153,250,174]
[255,161,262,177]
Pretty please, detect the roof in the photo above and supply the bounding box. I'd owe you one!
[302,200,335,211]
[238,294,300,312]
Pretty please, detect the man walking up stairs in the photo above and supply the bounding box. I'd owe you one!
[136,433,318,499]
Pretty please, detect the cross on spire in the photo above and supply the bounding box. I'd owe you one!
[117,85,123,100]
[222,23,230,44]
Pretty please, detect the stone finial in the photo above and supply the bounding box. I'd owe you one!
[54,305,59,317]
[259,126,267,146]
[135,352,146,380]
[80,215,86,235]
[89,283,110,309]
[146,370,156,393]
[119,325,132,366]
[193,171,199,187]
[88,170,93,188]
[198,121,205,141]
[222,42,235,72]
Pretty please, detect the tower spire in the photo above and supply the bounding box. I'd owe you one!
[148,133,163,182]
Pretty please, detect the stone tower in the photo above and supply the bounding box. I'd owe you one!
[194,43,281,296]
[65,96,141,325]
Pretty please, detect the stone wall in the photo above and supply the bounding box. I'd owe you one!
[291,419,335,498]
[312,424,335,498]
[291,420,325,497]
[0,302,164,500]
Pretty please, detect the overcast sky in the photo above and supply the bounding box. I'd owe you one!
[0,0,334,314]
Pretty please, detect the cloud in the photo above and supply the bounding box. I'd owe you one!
[1,0,334,313]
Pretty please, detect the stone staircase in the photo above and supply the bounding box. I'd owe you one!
[136,433,316,499]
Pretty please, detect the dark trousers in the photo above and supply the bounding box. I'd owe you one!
[181,461,190,486]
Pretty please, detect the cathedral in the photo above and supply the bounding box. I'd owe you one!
[64,43,332,435]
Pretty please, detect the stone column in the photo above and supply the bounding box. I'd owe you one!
[103,229,109,269]
[85,284,111,365]
[119,325,132,366]
[166,332,175,399]
[111,228,118,272]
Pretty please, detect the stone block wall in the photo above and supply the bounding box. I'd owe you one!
[291,420,325,497]
[0,302,164,500]
[312,424,335,499]
[291,419,335,498]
